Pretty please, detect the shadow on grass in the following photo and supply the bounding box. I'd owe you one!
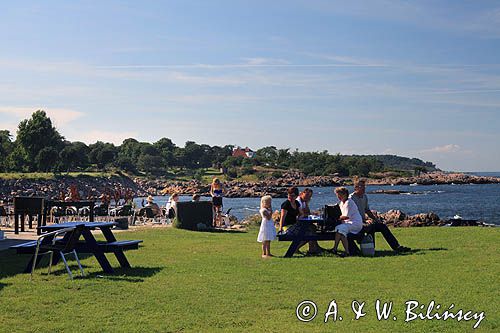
[279,247,448,259]
[0,282,11,291]
[201,228,247,234]
[86,266,164,282]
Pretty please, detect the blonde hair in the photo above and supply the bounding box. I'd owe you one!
[334,187,349,198]
[260,195,272,209]
[212,177,220,184]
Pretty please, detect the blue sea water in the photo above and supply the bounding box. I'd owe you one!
[140,181,500,225]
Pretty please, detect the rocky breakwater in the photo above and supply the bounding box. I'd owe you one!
[367,172,500,186]
[378,210,491,227]
[155,171,344,198]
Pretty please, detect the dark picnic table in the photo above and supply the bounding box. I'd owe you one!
[12,221,142,274]
[277,217,365,257]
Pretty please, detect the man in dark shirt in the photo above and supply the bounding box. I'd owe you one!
[349,179,411,253]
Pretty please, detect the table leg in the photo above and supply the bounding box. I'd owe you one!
[21,215,25,232]
[284,240,302,258]
[81,229,114,274]
[101,227,131,268]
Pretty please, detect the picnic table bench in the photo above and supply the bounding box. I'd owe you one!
[11,221,142,274]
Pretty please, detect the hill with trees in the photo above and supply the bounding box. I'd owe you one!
[0,111,437,179]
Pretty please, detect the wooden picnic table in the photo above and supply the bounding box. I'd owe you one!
[277,217,365,257]
[12,221,142,274]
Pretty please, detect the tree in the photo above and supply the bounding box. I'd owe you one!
[16,110,64,170]
[59,141,90,171]
[154,138,177,167]
[5,145,29,172]
[137,154,164,174]
[0,130,14,171]
[35,147,60,172]
[88,142,117,169]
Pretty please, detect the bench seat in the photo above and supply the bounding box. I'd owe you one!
[98,240,142,252]
[11,239,143,254]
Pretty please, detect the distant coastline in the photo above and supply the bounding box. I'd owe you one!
[1,170,499,200]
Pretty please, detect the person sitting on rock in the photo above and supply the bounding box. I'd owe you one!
[349,178,411,253]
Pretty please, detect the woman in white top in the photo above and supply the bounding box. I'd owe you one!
[257,195,276,258]
[331,187,363,257]
[166,193,179,219]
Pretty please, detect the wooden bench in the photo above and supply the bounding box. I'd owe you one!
[11,239,142,254]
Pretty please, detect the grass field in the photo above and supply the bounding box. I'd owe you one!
[0,227,498,332]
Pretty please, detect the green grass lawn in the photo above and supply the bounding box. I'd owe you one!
[0,227,498,332]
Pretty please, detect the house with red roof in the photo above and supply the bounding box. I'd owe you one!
[232,146,255,159]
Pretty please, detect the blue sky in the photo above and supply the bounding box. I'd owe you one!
[0,0,499,171]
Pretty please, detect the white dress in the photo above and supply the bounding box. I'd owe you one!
[257,208,277,242]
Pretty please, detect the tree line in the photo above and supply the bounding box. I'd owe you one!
[0,111,436,177]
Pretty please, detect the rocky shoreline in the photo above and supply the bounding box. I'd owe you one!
[1,171,498,201]
[153,171,500,198]
[241,209,494,228]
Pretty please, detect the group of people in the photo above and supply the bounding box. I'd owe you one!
[257,178,411,258]
[142,193,180,219]
[140,177,223,226]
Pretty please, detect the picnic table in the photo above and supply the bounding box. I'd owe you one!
[11,221,142,274]
[277,217,365,257]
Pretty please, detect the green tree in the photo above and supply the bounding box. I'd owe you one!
[35,147,59,172]
[154,138,177,167]
[0,130,14,171]
[88,142,117,169]
[59,141,90,171]
[16,110,64,170]
[137,154,164,174]
[5,145,29,172]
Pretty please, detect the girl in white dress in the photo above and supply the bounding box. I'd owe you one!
[257,195,276,258]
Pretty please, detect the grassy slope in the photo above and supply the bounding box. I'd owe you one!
[0,227,498,332]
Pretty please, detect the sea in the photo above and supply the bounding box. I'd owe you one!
[137,172,500,226]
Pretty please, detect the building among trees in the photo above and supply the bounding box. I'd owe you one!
[232,147,255,159]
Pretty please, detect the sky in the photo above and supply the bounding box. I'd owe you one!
[0,0,499,171]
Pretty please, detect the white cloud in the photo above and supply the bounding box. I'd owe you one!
[420,144,461,154]
[0,106,84,127]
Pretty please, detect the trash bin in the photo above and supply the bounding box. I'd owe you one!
[114,217,129,230]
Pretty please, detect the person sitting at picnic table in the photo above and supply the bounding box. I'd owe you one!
[296,188,323,254]
[296,188,312,215]
[331,187,363,257]
[279,187,301,233]
[145,195,162,216]
[350,178,411,253]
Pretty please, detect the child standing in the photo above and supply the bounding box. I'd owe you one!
[257,195,276,258]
